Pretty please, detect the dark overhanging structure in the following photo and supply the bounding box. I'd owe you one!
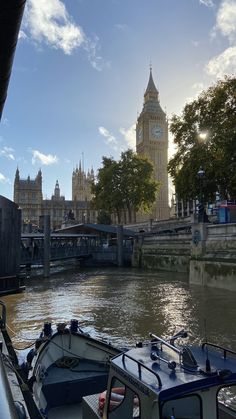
[0,2,26,293]
[0,0,26,120]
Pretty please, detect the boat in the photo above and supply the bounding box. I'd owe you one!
[26,326,236,419]
[92,330,236,419]
[25,319,122,418]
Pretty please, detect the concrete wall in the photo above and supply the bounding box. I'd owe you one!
[190,223,236,290]
[133,223,236,290]
[132,233,191,272]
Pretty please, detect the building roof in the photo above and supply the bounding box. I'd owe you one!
[142,69,165,117]
[144,68,158,96]
[0,1,26,120]
[55,223,137,237]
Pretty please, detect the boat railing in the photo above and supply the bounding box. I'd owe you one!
[150,332,198,370]
[121,352,162,388]
[202,342,236,359]
[150,333,181,354]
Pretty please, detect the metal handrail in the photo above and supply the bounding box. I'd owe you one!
[122,353,162,388]
[201,342,236,359]
[150,333,181,354]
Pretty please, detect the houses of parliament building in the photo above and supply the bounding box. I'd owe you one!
[14,164,97,230]
[14,69,170,230]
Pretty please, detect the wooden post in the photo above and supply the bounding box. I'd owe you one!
[117,225,124,267]
[43,215,50,278]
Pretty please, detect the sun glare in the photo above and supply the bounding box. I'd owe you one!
[199,132,208,141]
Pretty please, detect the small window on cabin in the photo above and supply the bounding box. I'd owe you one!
[218,385,236,416]
[162,394,202,418]
[107,377,140,418]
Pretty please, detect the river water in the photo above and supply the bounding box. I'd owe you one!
[2,266,236,352]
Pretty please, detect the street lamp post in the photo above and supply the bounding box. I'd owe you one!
[197,166,205,222]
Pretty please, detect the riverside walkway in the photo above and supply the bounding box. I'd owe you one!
[20,232,133,267]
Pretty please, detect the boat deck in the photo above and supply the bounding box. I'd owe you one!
[49,402,82,419]
[43,359,109,410]
[48,394,101,419]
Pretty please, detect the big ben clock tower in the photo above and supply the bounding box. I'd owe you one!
[136,68,169,220]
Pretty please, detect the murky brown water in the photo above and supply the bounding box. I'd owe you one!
[2,266,236,352]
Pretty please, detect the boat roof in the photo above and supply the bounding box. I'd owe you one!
[112,340,236,402]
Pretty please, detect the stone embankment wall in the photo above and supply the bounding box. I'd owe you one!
[190,223,236,290]
[133,222,236,290]
[132,233,191,273]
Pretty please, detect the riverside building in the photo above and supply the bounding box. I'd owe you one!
[13,165,97,230]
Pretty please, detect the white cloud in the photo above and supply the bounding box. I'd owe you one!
[1,117,9,126]
[192,82,204,90]
[83,35,108,71]
[205,0,236,77]
[0,146,15,160]
[114,24,128,32]
[0,173,8,183]
[22,0,107,70]
[199,0,214,6]
[191,40,200,47]
[18,30,27,40]
[24,0,84,55]
[31,149,58,165]
[206,46,236,76]
[216,0,236,42]
[119,124,136,150]
[99,126,118,151]
[183,83,205,105]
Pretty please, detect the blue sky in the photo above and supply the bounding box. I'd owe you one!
[1,0,236,200]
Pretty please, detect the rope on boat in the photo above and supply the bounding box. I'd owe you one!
[6,322,39,350]
[1,352,28,389]
[6,323,17,336]
[55,356,79,369]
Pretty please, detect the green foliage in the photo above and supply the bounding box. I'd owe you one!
[168,76,236,202]
[96,210,112,225]
[92,149,159,222]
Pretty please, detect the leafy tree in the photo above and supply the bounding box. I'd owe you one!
[92,149,159,223]
[168,76,236,202]
[97,210,112,225]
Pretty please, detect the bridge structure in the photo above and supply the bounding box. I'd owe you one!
[20,227,135,269]
[21,233,97,266]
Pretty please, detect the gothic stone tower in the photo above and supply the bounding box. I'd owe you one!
[136,69,169,220]
[72,162,94,202]
[14,168,43,226]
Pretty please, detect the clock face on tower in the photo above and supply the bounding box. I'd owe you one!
[151,124,163,139]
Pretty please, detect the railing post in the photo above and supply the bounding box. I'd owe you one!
[44,215,50,278]
[117,225,124,267]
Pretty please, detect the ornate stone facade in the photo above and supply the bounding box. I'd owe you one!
[72,163,94,201]
[14,168,97,230]
[136,69,170,220]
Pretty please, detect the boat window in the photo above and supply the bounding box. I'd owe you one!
[217,385,236,417]
[107,377,140,418]
[161,394,202,418]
